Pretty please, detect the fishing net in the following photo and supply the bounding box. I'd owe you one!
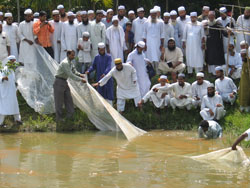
[15,45,146,141]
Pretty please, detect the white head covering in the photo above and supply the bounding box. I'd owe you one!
[137,7,144,12]
[163,12,170,17]
[52,10,59,15]
[208,83,215,88]
[0,12,3,16]
[215,66,223,71]
[150,9,157,14]
[240,40,248,45]
[137,41,145,48]
[98,42,105,48]
[112,16,119,22]
[128,10,135,15]
[154,6,161,12]
[67,11,74,17]
[178,6,185,12]
[203,6,210,11]
[88,10,94,14]
[240,49,247,54]
[24,9,33,15]
[118,5,125,10]
[160,75,168,80]
[178,73,185,78]
[8,55,16,60]
[82,31,90,37]
[34,12,39,17]
[168,37,175,42]
[81,11,87,15]
[190,12,197,17]
[219,7,227,13]
[170,10,177,16]
[196,72,204,77]
[107,9,113,13]
[57,5,64,9]
[5,13,12,17]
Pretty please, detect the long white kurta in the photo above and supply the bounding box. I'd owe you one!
[163,23,174,48]
[182,22,205,68]
[3,24,19,61]
[224,52,242,79]
[18,21,36,68]
[49,20,62,63]
[200,94,226,120]
[127,49,151,97]
[143,20,164,62]
[0,32,10,62]
[236,15,250,52]
[192,80,210,106]
[89,21,106,59]
[77,23,91,39]
[170,20,181,48]
[0,67,19,115]
[176,16,190,47]
[106,25,125,65]
[132,17,147,44]
[99,64,140,100]
[143,83,170,108]
[215,77,237,103]
[60,22,78,62]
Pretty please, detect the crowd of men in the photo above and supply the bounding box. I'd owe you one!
[0,4,250,140]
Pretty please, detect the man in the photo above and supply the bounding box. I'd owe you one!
[183,12,205,74]
[177,6,190,52]
[138,75,170,109]
[54,50,85,122]
[57,4,67,22]
[77,11,91,40]
[192,72,210,108]
[117,5,129,27]
[154,6,162,20]
[224,42,242,79]
[89,10,106,59]
[92,58,141,113]
[215,66,237,105]
[198,120,223,139]
[239,49,250,112]
[127,41,151,97]
[88,10,95,22]
[170,10,181,48]
[60,12,78,61]
[232,128,250,150]
[163,12,174,48]
[216,7,236,53]
[240,40,250,56]
[143,9,164,74]
[159,38,185,83]
[124,21,134,60]
[106,16,125,65]
[128,10,136,22]
[3,13,17,60]
[86,43,114,105]
[75,11,82,24]
[0,21,10,63]
[33,12,39,22]
[102,9,114,29]
[236,7,250,52]
[205,11,227,75]
[0,12,5,24]
[200,83,226,120]
[198,6,210,22]
[33,11,54,58]
[49,10,62,63]
[132,7,147,44]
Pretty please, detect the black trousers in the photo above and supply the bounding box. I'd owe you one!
[44,46,54,59]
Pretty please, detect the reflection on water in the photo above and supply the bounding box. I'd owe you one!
[0,131,249,188]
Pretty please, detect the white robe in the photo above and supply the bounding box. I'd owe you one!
[116,16,129,27]
[77,22,91,39]
[170,19,181,48]
[0,67,19,115]
[106,25,125,65]
[132,17,147,44]
[60,22,78,62]
[127,49,151,97]
[18,21,36,69]
[182,22,205,68]
[215,77,237,103]
[99,63,140,99]
[163,23,174,47]
[192,80,210,106]
[176,15,190,48]
[236,15,250,52]
[143,20,164,62]
[224,52,242,79]
[89,21,106,59]
[3,23,19,61]
[49,20,62,63]
[0,32,10,62]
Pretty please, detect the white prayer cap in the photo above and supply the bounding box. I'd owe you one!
[98,42,105,48]
[215,66,223,71]
[137,41,145,48]
[240,49,247,54]
[150,9,157,14]
[203,6,210,11]
[5,12,12,17]
[190,12,197,17]
[178,6,185,12]
[82,31,90,37]
[57,5,64,9]
[0,12,3,16]
[240,40,248,45]
[137,7,144,12]
[128,10,135,15]
[96,10,103,14]
[219,7,227,13]
[168,37,175,42]
[170,10,177,16]
[196,72,204,77]
[208,83,215,88]
[118,5,125,10]
[160,75,168,80]
[24,9,33,15]
[67,11,74,17]
[163,12,170,17]
[88,10,94,14]
[154,6,161,12]
[52,10,59,15]
[209,11,215,15]
[103,11,107,16]
[112,16,119,22]
[81,11,87,15]
[107,9,113,13]
[178,73,185,78]
[34,12,39,17]
[8,55,16,60]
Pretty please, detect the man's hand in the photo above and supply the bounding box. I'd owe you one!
[195,96,200,101]
[100,74,105,79]
[2,76,8,81]
[92,83,99,87]
[161,93,167,99]
[24,39,33,45]
[35,38,41,45]
[80,74,85,78]
[78,45,83,50]
[209,109,214,116]
[229,93,235,98]
[153,88,159,92]
[57,40,61,44]
[216,104,222,107]
[81,79,86,83]
[85,71,89,75]
[232,145,237,150]
[138,100,144,108]
[179,95,184,99]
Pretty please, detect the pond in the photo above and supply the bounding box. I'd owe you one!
[0,131,249,188]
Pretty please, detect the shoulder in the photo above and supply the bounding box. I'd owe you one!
[185,82,191,87]
[204,80,211,85]
[192,81,197,86]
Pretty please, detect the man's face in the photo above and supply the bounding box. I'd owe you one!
[68,15,75,22]
[25,14,32,22]
[118,9,125,16]
[59,8,65,15]
[88,13,95,20]
[82,14,88,22]
[203,10,209,16]
[216,70,223,78]
[68,51,75,60]
[196,77,203,85]
[113,20,119,27]
[53,14,60,22]
[128,13,135,21]
[191,16,197,23]
[115,63,123,71]
[220,13,227,20]
[244,9,250,19]
[126,24,132,31]
[151,13,157,20]
[168,40,176,51]
[241,53,247,60]
[240,44,249,50]
[159,79,166,86]
[6,17,13,25]
[170,15,177,21]
[107,11,114,19]
[0,15,3,21]
[39,15,47,22]
[208,14,215,22]
[178,77,185,86]
[77,14,82,22]
[9,59,16,64]
[98,48,105,55]
[137,46,143,54]
[95,14,102,22]
[178,10,186,17]
[163,16,170,23]
[228,44,234,52]
[138,11,144,19]
[207,87,215,97]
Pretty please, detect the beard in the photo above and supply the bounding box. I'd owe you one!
[244,15,250,20]
[243,57,247,62]
[116,66,123,71]
[208,92,215,97]
[69,20,74,25]
[118,15,124,20]
[25,20,31,23]
[208,20,216,26]
[61,13,66,18]
[180,15,186,20]
[82,20,89,25]
[178,82,184,87]
[168,45,176,51]
[137,49,142,54]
